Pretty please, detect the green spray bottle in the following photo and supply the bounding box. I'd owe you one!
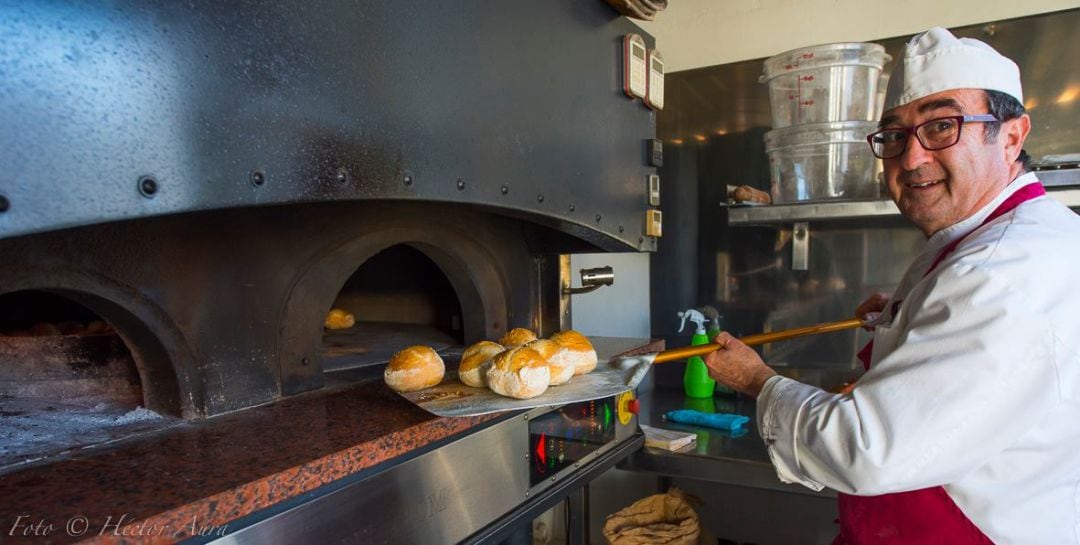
[678,309,716,398]
[701,306,734,395]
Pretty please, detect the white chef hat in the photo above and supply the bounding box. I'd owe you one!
[883,27,1023,111]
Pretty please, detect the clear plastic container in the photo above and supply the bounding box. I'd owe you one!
[760,43,891,128]
[764,121,881,203]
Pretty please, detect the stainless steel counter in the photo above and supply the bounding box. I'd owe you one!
[620,387,836,498]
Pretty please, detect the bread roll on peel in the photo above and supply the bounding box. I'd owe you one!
[527,339,574,385]
[498,327,537,347]
[325,308,355,330]
[549,330,598,375]
[486,346,550,399]
[458,340,504,388]
[384,345,445,392]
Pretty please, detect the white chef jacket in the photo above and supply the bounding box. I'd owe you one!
[757,172,1080,544]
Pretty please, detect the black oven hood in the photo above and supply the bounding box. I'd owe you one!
[0,0,657,252]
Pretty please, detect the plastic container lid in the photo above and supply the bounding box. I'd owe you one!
[760,42,890,83]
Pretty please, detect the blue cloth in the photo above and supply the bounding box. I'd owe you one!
[663,409,749,431]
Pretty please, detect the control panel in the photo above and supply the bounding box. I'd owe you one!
[527,393,638,487]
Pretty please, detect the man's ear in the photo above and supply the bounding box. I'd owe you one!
[1003,113,1031,164]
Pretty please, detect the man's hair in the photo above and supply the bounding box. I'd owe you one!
[983,89,1032,171]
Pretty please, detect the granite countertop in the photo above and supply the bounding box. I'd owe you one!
[0,379,500,545]
[0,336,662,545]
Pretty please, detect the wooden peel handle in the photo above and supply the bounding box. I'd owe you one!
[652,317,863,364]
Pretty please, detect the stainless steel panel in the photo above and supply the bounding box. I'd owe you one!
[708,223,923,369]
[214,417,530,545]
[461,433,644,545]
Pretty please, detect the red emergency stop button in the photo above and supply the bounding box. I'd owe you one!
[616,391,637,424]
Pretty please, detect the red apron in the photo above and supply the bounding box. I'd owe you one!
[834,182,1046,545]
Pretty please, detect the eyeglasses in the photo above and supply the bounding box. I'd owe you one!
[866,115,999,159]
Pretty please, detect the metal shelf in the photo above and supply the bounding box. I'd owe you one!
[727,199,898,224]
[728,186,1080,225]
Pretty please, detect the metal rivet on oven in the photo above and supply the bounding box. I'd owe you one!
[0,195,9,213]
[403,174,413,186]
[638,237,644,244]
[250,170,265,187]
[595,214,602,222]
[138,176,158,198]
[537,194,544,203]
[457,179,466,191]
[550,476,556,482]
[335,168,349,184]
[568,203,575,212]
[301,357,309,366]
[618,225,624,233]
[501,185,509,195]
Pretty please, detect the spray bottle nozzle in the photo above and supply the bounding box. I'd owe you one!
[677,309,708,335]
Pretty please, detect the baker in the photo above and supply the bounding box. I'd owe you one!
[704,27,1080,544]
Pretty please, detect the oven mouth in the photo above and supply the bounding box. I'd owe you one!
[0,289,179,469]
[320,244,465,381]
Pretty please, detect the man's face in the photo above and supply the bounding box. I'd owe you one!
[879,89,1027,237]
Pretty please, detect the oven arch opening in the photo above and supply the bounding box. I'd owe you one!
[0,288,183,467]
[275,208,527,395]
[0,289,142,407]
[320,244,468,374]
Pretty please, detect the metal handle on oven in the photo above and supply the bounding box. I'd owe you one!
[562,266,614,295]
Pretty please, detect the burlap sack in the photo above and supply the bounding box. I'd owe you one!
[602,487,701,545]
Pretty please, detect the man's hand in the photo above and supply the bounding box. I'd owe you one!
[855,292,892,331]
[703,332,777,398]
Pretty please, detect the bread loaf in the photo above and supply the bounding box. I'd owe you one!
[458,340,504,388]
[549,330,598,375]
[384,345,445,392]
[526,339,574,385]
[730,185,772,204]
[325,308,355,330]
[486,346,550,399]
[498,327,538,347]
